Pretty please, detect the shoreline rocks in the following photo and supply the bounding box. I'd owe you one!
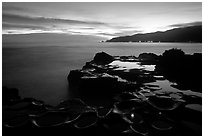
[3,49,202,136]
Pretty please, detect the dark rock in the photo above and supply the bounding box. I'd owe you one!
[3,97,48,123]
[5,101,31,110]
[138,53,159,64]
[97,106,113,118]
[121,128,137,135]
[180,104,202,124]
[151,120,173,131]
[68,70,85,86]
[2,87,21,105]
[68,70,118,99]
[122,112,144,124]
[113,92,137,102]
[156,49,202,92]
[147,96,181,111]
[74,111,98,129]
[145,84,160,88]
[32,110,80,127]
[180,121,202,136]
[93,52,114,65]
[82,62,109,73]
[3,49,202,135]
[130,123,149,136]
[101,113,129,134]
[113,99,144,114]
[3,114,30,128]
[56,99,87,111]
[162,48,185,58]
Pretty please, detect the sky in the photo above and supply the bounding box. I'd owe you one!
[2,2,202,39]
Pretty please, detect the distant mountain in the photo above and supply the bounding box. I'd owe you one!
[106,25,202,43]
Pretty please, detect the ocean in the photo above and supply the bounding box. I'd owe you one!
[2,42,202,106]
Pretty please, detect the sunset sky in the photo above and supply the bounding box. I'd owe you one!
[2,2,202,39]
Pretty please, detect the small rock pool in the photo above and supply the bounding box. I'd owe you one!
[108,60,201,98]
[109,60,156,71]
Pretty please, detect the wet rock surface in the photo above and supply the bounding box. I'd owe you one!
[3,49,202,136]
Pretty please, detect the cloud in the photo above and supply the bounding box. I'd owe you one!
[168,21,202,28]
[3,22,47,30]
[2,13,141,38]
[2,13,113,36]
[113,30,142,36]
[3,13,108,27]
[77,27,96,30]
[95,33,116,36]
[2,4,30,13]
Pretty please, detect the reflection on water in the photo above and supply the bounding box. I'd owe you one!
[109,60,155,71]
[145,79,201,97]
[109,60,201,98]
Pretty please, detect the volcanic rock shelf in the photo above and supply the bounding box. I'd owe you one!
[3,50,202,136]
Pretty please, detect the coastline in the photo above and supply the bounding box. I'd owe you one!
[3,48,202,136]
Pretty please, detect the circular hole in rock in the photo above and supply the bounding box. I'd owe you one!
[74,111,98,129]
[97,107,113,118]
[113,99,143,114]
[102,113,129,133]
[4,115,29,127]
[147,96,180,111]
[151,120,173,131]
[33,111,76,127]
[130,123,148,135]
[123,112,144,124]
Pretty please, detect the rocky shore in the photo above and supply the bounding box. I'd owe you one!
[3,49,202,136]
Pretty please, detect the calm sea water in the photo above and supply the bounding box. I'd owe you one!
[2,42,202,105]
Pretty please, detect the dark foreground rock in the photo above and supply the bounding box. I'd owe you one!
[3,49,202,136]
[156,48,202,92]
[93,51,114,65]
